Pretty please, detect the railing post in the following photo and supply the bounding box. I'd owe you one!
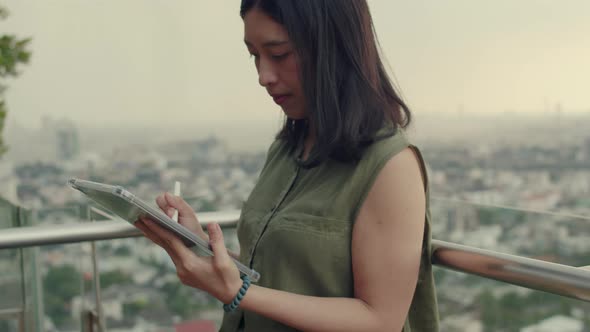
[80,309,98,332]
[19,310,25,332]
[87,205,106,332]
[30,209,45,332]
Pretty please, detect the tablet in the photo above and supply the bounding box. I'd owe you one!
[68,178,260,282]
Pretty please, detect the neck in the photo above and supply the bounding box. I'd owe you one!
[301,121,315,161]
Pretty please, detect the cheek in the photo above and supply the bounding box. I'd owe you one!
[284,58,302,91]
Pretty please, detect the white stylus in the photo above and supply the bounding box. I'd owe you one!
[172,181,181,222]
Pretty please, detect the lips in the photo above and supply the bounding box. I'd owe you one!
[271,94,290,105]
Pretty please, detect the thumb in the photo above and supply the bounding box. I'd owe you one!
[207,223,231,267]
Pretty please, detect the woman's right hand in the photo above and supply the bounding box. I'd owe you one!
[156,192,209,242]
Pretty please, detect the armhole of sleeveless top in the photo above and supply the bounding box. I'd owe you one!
[408,144,435,263]
[408,145,429,193]
[351,138,410,223]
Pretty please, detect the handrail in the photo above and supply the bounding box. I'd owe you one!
[0,308,23,318]
[432,240,590,302]
[431,196,590,221]
[1,211,590,302]
[0,210,241,249]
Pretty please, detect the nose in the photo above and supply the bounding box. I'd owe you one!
[257,58,278,87]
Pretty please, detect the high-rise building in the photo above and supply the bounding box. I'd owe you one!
[55,121,80,161]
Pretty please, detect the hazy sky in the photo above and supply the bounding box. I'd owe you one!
[2,0,589,130]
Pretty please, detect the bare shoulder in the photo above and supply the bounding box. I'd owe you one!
[380,146,424,185]
[358,147,426,223]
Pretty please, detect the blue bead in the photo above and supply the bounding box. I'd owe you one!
[223,275,252,312]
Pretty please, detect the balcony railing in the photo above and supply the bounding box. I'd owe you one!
[1,207,590,331]
[0,309,25,332]
[1,210,589,302]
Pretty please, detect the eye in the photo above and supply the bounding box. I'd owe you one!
[271,52,290,61]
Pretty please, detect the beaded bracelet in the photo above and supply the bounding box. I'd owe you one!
[223,275,251,312]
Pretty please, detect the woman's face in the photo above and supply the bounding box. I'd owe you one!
[243,8,306,119]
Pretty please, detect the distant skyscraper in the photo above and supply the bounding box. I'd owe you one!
[55,120,80,161]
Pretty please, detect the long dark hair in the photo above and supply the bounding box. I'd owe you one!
[240,0,411,166]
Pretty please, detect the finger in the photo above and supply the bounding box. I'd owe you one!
[142,217,176,243]
[164,192,197,219]
[179,218,206,239]
[136,220,185,267]
[139,218,181,259]
[207,223,232,269]
[141,219,212,287]
[139,219,203,276]
[156,194,175,217]
[135,219,165,247]
[164,193,205,236]
[142,218,194,263]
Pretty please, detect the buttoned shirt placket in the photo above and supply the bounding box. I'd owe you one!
[247,161,301,268]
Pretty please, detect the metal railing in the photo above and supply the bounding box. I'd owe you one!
[1,209,589,303]
[80,309,99,332]
[0,308,25,332]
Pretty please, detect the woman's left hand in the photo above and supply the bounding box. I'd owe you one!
[135,218,243,304]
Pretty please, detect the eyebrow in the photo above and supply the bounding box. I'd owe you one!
[244,39,290,48]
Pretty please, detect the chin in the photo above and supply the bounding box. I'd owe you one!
[281,106,307,120]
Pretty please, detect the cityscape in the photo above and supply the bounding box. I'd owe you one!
[1,1,589,330]
[1,112,589,331]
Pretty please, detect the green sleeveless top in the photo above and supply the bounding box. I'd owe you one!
[219,128,439,332]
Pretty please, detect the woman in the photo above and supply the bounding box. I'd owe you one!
[136,0,439,331]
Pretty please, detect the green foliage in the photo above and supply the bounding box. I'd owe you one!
[564,249,590,267]
[113,245,132,256]
[0,96,8,156]
[0,247,18,260]
[43,265,81,326]
[432,267,447,283]
[477,289,580,332]
[0,5,32,157]
[123,299,148,317]
[160,281,217,318]
[477,207,526,227]
[161,281,194,318]
[0,7,8,20]
[0,319,16,332]
[0,35,31,78]
[100,269,133,289]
